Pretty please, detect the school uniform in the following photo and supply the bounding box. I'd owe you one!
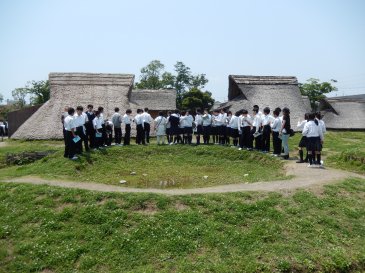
[202,114,212,144]
[181,115,194,144]
[123,114,132,145]
[73,112,89,153]
[194,114,203,145]
[169,114,180,139]
[111,112,122,145]
[302,120,324,165]
[100,113,107,146]
[317,119,326,151]
[64,115,77,158]
[224,114,231,144]
[281,115,291,157]
[214,114,225,144]
[61,112,68,145]
[297,120,308,148]
[166,116,171,143]
[251,114,262,150]
[155,116,167,144]
[85,110,96,148]
[271,117,282,155]
[229,115,239,146]
[239,115,252,149]
[142,112,153,144]
[134,114,145,145]
[261,114,274,152]
[93,116,104,148]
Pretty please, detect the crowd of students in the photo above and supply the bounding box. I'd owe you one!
[62,104,326,168]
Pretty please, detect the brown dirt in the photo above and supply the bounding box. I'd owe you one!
[2,161,365,195]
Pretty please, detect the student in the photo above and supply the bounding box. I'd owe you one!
[202,109,212,144]
[271,109,282,156]
[302,113,324,167]
[296,113,309,163]
[251,108,262,151]
[134,109,145,145]
[123,109,132,145]
[93,111,104,149]
[61,106,69,145]
[239,110,252,150]
[98,106,107,146]
[181,111,194,144]
[211,110,220,144]
[63,107,78,160]
[74,106,89,153]
[105,119,113,146]
[279,107,291,160]
[261,107,274,153]
[315,112,326,155]
[229,111,240,147]
[142,108,153,144]
[194,109,203,145]
[219,109,228,145]
[225,110,232,145]
[166,111,172,144]
[85,105,95,148]
[154,111,167,145]
[253,105,263,117]
[111,107,123,145]
[169,110,180,145]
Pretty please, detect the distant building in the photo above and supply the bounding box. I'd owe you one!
[319,94,365,130]
[12,73,176,139]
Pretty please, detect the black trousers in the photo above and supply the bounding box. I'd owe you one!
[114,127,122,144]
[64,131,76,158]
[262,125,271,152]
[144,123,151,143]
[75,126,89,153]
[272,131,282,155]
[136,124,145,145]
[124,124,131,145]
[101,124,107,146]
[95,130,103,148]
[239,126,251,148]
[85,124,95,148]
[202,125,211,144]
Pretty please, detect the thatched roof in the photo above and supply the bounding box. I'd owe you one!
[221,75,311,130]
[130,89,176,110]
[320,95,365,130]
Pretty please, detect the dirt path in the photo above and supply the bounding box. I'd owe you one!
[2,161,364,195]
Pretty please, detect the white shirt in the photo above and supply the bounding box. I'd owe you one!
[100,113,105,124]
[195,114,203,126]
[214,113,224,126]
[64,115,75,131]
[93,116,103,130]
[166,116,171,128]
[297,120,307,130]
[202,114,212,126]
[302,120,324,141]
[123,114,132,125]
[180,115,194,127]
[271,117,281,132]
[111,112,122,128]
[229,115,239,129]
[142,112,153,124]
[252,114,262,129]
[317,119,326,134]
[73,112,88,127]
[134,114,144,125]
[240,115,252,127]
[261,114,274,126]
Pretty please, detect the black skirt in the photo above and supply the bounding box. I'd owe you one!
[184,127,193,134]
[306,137,321,151]
[196,125,203,134]
[298,136,307,148]
[230,128,239,138]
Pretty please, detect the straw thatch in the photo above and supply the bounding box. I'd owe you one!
[220,75,311,130]
[12,73,176,139]
[130,89,176,111]
[320,95,365,130]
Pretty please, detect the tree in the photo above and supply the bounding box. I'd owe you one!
[135,60,165,89]
[299,78,337,110]
[27,80,50,105]
[12,88,28,108]
[181,87,215,111]
[0,93,3,104]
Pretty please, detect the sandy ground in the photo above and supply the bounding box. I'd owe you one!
[2,160,364,195]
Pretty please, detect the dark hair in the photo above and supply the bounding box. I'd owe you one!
[263,107,270,114]
[174,109,179,114]
[315,112,322,120]
[137,109,143,114]
[95,111,100,116]
[228,111,232,115]
[235,111,240,117]
[275,107,282,113]
[242,109,248,115]
[282,107,290,116]
[168,111,172,115]
[76,106,83,111]
[196,109,201,114]
[158,111,164,116]
[181,111,186,116]
[126,109,132,114]
[273,110,279,116]
[98,106,104,112]
[253,105,259,110]
[68,107,75,115]
[87,104,93,109]
[253,108,258,114]
[144,107,149,112]
[308,113,315,120]
[114,107,119,112]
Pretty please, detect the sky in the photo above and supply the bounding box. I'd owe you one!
[0,0,364,103]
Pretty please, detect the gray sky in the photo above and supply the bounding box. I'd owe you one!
[1,0,364,103]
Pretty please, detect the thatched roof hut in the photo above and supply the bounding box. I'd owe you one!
[12,73,176,139]
[220,75,311,129]
[319,95,365,130]
[130,89,176,111]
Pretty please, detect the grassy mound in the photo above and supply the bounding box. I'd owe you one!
[327,148,365,174]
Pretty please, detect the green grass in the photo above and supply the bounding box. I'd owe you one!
[0,141,286,188]
[0,179,364,272]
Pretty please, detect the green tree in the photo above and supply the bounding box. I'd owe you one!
[135,60,165,89]
[12,88,28,108]
[181,87,215,111]
[299,78,337,110]
[27,80,50,105]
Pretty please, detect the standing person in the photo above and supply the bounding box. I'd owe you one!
[123,109,132,145]
[169,110,180,145]
[63,107,78,160]
[181,111,194,144]
[239,110,252,150]
[251,108,263,151]
[279,107,291,160]
[261,107,274,153]
[93,111,104,149]
[166,111,172,144]
[225,111,232,145]
[111,107,122,146]
[194,109,203,145]
[154,111,167,145]
[302,113,324,167]
[98,106,107,147]
[134,109,145,145]
[85,105,95,149]
[229,111,240,147]
[142,108,153,144]
[74,106,89,153]
[271,109,282,156]
[61,106,69,145]
[220,109,228,145]
[202,109,212,144]
[105,119,113,146]
[296,113,309,163]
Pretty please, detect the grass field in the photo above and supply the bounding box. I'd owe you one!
[0,179,364,273]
